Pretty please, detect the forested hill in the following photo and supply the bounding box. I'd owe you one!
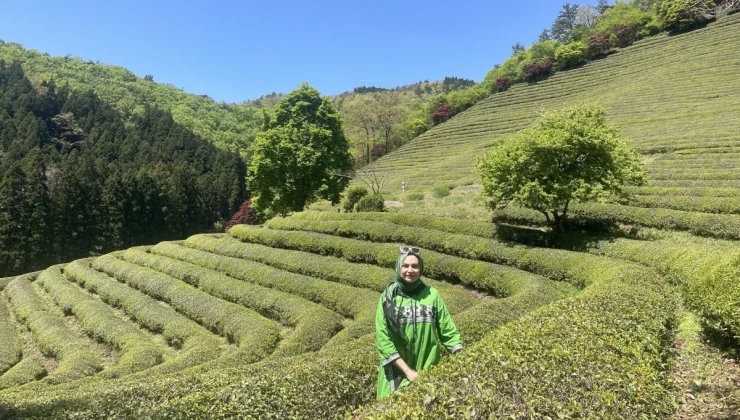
[0,60,247,277]
[0,41,262,154]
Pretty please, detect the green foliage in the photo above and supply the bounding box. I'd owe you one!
[0,42,262,153]
[249,84,353,216]
[342,186,368,212]
[476,104,646,232]
[405,192,425,201]
[91,254,280,359]
[121,247,343,357]
[0,355,46,390]
[355,194,385,212]
[595,1,662,37]
[5,275,103,384]
[660,0,715,31]
[555,41,588,69]
[0,294,21,375]
[37,266,171,376]
[432,185,452,198]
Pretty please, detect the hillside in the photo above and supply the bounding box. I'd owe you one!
[1,13,739,420]
[0,41,262,154]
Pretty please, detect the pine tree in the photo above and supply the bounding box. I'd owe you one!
[551,3,580,43]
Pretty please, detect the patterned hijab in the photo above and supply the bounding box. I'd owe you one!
[382,250,425,342]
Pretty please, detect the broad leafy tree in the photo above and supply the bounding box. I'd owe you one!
[476,104,645,232]
[248,83,353,216]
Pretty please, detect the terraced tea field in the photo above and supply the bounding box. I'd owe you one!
[1,13,740,420]
[370,14,740,239]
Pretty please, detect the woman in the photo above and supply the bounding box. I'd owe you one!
[375,246,463,399]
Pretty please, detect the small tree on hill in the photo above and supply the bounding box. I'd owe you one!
[475,104,646,232]
[522,60,554,83]
[225,200,257,231]
[430,104,454,125]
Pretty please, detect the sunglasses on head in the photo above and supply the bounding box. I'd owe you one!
[400,246,420,255]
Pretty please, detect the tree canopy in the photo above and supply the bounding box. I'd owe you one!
[475,104,646,232]
[248,83,353,216]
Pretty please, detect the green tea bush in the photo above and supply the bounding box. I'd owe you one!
[228,225,550,297]
[342,186,368,212]
[628,194,740,214]
[355,194,385,212]
[432,185,452,198]
[0,356,46,390]
[0,294,20,375]
[258,218,638,287]
[91,255,280,360]
[151,240,380,345]
[5,276,103,385]
[405,192,424,201]
[576,237,740,346]
[361,269,678,419]
[121,248,344,357]
[37,266,170,376]
[179,235,477,314]
[64,260,223,370]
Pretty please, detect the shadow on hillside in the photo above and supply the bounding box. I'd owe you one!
[703,326,740,361]
[493,222,631,252]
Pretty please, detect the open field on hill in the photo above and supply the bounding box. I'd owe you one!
[2,14,740,419]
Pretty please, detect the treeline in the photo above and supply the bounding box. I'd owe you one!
[0,41,262,155]
[0,60,246,277]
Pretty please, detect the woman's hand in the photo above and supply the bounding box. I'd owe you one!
[405,369,418,382]
[393,358,418,382]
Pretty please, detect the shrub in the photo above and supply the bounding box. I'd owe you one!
[37,266,169,376]
[63,259,223,373]
[405,192,424,201]
[342,186,368,213]
[91,255,280,359]
[522,60,554,82]
[555,42,587,69]
[586,32,613,57]
[5,275,103,385]
[355,194,384,212]
[494,77,511,92]
[225,200,257,231]
[370,143,387,159]
[612,24,638,47]
[430,104,454,125]
[0,294,21,375]
[660,0,715,31]
[432,185,452,198]
[121,247,344,357]
[0,355,46,390]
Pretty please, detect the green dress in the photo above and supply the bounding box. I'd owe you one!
[375,253,462,399]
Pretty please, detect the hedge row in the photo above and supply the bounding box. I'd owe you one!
[360,268,678,419]
[0,257,677,418]
[0,355,46,391]
[251,219,639,287]
[63,259,223,374]
[221,228,549,300]
[625,186,740,197]
[570,236,740,346]
[121,248,343,358]
[37,266,171,376]
[182,235,478,314]
[628,194,740,215]
[150,241,379,346]
[0,276,567,419]
[0,277,13,291]
[4,275,103,385]
[292,211,500,239]
[492,203,740,239]
[0,293,21,375]
[91,254,280,362]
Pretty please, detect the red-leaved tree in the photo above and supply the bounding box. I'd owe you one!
[586,32,613,58]
[225,200,257,231]
[495,77,512,92]
[430,104,454,125]
[612,25,637,47]
[523,60,554,83]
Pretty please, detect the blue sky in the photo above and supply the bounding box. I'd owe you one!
[1,0,577,103]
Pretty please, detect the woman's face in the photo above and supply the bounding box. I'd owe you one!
[399,255,421,284]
